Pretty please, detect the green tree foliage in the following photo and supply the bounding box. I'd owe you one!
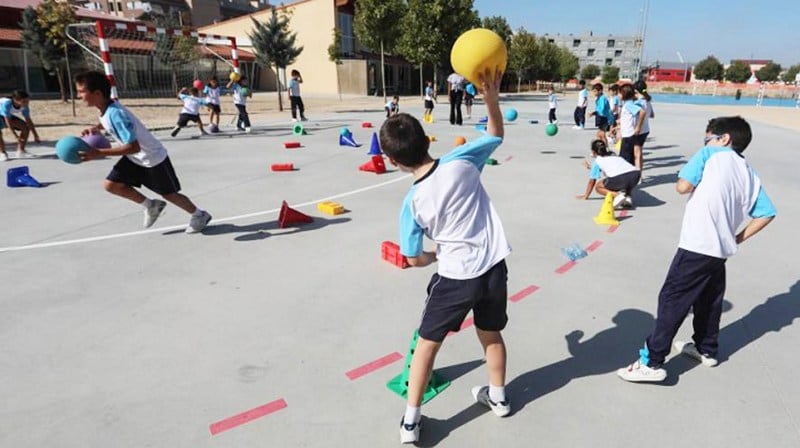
[556,47,579,82]
[397,0,441,96]
[508,28,537,92]
[248,7,304,111]
[693,55,724,81]
[725,60,752,83]
[580,64,601,80]
[20,1,77,101]
[354,0,407,100]
[532,37,560,82]
[755,62,781,82]
[601,65,620,84]
[782,64,800,83]
[481,15,512,48]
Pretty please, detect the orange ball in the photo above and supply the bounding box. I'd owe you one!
[454,136,466,146]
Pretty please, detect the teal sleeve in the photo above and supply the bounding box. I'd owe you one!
[439,135,503,171]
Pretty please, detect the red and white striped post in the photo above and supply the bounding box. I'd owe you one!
[94,20,118,99]
[230,37,240,75]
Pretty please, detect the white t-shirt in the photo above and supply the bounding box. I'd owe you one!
[100,101,168,168]
[677,146,776,258]
[385,100,398,111]
[620,100,643,138]
[204,86,220,105]
[548,93,558,109]
[424,86,434,101]
[179,94,205,115]
[288,78,301,97]
[447,73,465,92]
[577,88,588,107]
[636,98,653,134]
[399,135,511,279]
[232,84,246,106]
[590,155,638,179]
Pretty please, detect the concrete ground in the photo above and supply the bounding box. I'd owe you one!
[1,97,798,448]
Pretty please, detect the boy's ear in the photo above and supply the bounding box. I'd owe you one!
[719,133,732,147]
[386,156,399,167]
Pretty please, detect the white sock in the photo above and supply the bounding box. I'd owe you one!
[191,209,204,217]
[489,384,506,403]
[141,198,152,208]
[403,405,420,425]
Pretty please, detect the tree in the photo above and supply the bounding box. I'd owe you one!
[328,28,343,100]
[693,55,724,81]
[248,8,304,111]
[755,62,781,83]
[556,47,579,83]
[601,65,620,84]
[354,0,407,101]
[481,16,512,49]
[508,28,537,92]
[725,60,752,83]
[397,0,441,96]
[782,64,800,84]
[580,64,601,80]
[20,1,77,101]
[532,37,560,83]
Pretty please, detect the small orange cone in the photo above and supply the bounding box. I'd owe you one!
[278,200,314,228]
[593,193,619,226]
[359,155,386,174]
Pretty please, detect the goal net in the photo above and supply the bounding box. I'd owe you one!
[67,20,241,99]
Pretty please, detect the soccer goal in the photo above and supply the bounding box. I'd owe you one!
[66,20,241,99]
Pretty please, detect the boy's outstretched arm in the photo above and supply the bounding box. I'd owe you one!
[737,217,774,244]
[480,69,504,139]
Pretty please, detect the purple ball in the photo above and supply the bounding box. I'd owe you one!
[82,133,111,149]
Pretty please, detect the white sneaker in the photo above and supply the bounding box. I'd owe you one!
[399,418,420,444]
[572,125,582,130]
[143,199,167,228]
[16,151,36,158]
[674,341,718,367]
[617,360,667,382]
[623,196,634,208]
[185,210,212,234]
[613,192,627,209]
[291,118,298,123]
[0,153,8,162]
[245,127,252,134]
[472,385,511,417]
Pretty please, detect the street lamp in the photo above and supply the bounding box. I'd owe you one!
[676,51,688,82]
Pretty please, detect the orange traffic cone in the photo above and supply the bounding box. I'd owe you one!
[593,193,619,226]
[359,155,386,174]
[278,200,314,228]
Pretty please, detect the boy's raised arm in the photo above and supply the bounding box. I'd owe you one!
[481,69,504,139]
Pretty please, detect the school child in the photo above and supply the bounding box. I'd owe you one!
[226,75,251,133]
[380,70,511,444]
[617,116,776,383]
[75,71,212,234]
[0,90,41,160]
[572,79,589,129]
[464,81,477,119]
[608,84,621,144]
[170,87,208,137]
[385,96,400,118]
[633,80,655,172]
[618,84,645,179]
[589,83,615,146]
[423,80,436,120]
[548,86,558,124]
[447,71,465,125]
[576,139,639,208]
[203,77,221,132]
[287,69,308,122]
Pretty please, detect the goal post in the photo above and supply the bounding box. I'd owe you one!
[67,20,241,99]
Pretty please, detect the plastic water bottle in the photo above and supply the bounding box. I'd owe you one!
[561,243,588,261]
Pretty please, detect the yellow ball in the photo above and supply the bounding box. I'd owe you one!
[229,72,241,82]
[450,28,507,86]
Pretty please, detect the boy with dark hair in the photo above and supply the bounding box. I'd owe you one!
[171,86,208,137]
[385,95,400,118]
[381,70,511,444]
[203,77,221,132]
[572,79,588,129]
[75,71,212,234]
[287,69,308,122]
[618,116,776,382]
[589,83,615,146]
[226,75,251,133]
[0,90,41,160]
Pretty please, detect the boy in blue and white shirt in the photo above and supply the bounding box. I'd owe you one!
[75,71,212,234]
[226,75,251,133]
[0,90,40,160]
[288,69,307,122]
[381,71,511,444]
[171,87,208,137]
[548,86,558,124]
[203,77,221,132]
[385,96,399,118]
[572,79,589,129]
[618,116,776,383]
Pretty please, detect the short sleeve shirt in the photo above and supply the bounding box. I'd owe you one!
[0,98,30,119]
[447,73,465,92]
[100,101,168,168]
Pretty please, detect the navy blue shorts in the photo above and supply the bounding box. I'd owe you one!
[106,156,182,195]
[634,132,649,146]
[418,260,508,342]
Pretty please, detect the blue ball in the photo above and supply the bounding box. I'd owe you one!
[339,127,350,136]
[56,136,90,164]
[504,108,518,122]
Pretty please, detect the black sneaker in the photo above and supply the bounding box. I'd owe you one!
[472,385,511,417]
[170,126,181,137]
[399,417,420,444]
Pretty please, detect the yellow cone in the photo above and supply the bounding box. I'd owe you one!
[593,193,620,226]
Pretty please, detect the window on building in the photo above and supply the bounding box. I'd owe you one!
[607,39,615,47]
[336,13,355,56]
[587,48,595,57]
[117,1,122,10]
[605,58,612,66]
[573,39,581,47]
[614,50,623,57]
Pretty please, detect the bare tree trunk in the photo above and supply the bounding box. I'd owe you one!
[517,76,521,93]
[57,67,66,102]
[276,66,284,111]
[419,64,423,97]
[380,38,386,103]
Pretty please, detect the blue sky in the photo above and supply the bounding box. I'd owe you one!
[473,0,800,66]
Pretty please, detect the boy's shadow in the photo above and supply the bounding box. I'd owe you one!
[630,189,666,207]
[417,309,654,446]
[163,216,350,241]
[639,172,678,189]
[663,280,800,382]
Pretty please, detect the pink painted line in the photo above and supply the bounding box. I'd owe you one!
[555,260,577,274]
[509,285,540,302]
[504,155,514,162]
[345,352,403,380]
[210,398,287,436]
[460,316,474,330]
[608,210,628,232]
[607,225,619,233]
[585,240,603,253]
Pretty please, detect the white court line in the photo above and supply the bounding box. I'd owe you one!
[0,174,411,253]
